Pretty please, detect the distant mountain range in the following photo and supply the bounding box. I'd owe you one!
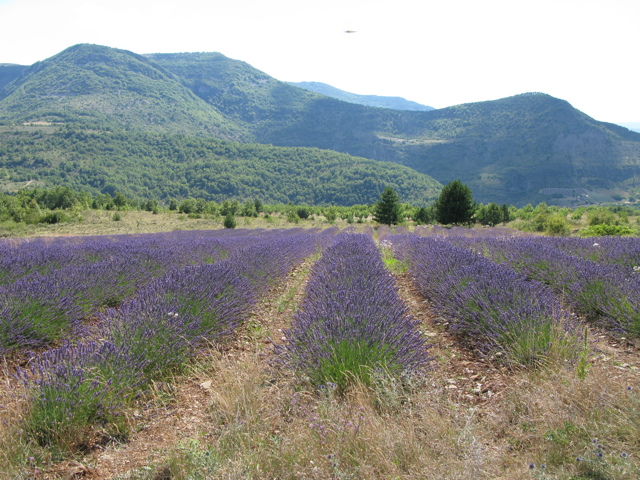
[620,123,640,134]
[287,82,434,111]
[1,43,640,206]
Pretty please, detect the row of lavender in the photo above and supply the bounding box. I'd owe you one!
[446,236,640,337]
[1,229,231,285]
[0,228,315,355]
[401,227,640,339]
[544,236,640,269]
[17,228,331,452]
[0,227,324,286]
[388,234,579,366]
[277,233,430,390]
[414,225,640,270]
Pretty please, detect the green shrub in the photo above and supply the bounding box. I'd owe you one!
[544,215,569,236]
[324,207,338,223]
[39,211,72,224]
[287,211,300,223]
[579,224,635,237]
[296,206,310,219]
[223,212,236,229]
[587,208,628,227]
[571,207,586,221]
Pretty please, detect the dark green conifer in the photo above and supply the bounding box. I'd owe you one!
[374,186,401,226]
[435,180,475,225]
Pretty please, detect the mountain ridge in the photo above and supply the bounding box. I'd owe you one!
[0,44,243,139]
[2,44,640,206]
[287,81,434,111]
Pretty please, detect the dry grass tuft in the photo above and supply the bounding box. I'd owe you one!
[0,359,32,479]
[145,349,499,480]
[492,361,640,478]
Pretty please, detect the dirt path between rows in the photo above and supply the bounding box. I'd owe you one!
[392,271,511,407]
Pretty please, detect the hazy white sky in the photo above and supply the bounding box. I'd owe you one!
[0,0,637,124]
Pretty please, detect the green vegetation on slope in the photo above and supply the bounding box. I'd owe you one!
[148,52,640,205]
[0,64,24,90]
[146,52,325,136]
[0,45,242,139]
[0,127,441,205]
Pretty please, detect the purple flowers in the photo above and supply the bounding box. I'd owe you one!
[389,234,578,366]
[277,233,431,389]
[458,236,640,337]
[12,228,321,452]
[1,228,323,355]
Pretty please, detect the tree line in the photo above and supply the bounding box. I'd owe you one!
[1,182,637,237]
[372,181,638,237]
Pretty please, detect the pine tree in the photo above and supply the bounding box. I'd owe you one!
[435,180,475,225]
[374,186,401,226]
[501,203,511,224]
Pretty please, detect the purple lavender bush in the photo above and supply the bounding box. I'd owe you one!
[0,231,240,355]
[464,236,640,337]
[0,230,233,289]
[0,257,155,355]
[101,261,255,378]
[16,340,147,453]
[390,235,579,367]
[278,233,431,391]
[99,230,321,377]
[545,236,640,271]
[0,273,85,355]
[0,238,96,286]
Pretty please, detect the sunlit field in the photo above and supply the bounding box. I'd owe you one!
[1,224,639,479]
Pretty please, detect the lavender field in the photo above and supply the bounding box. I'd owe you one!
[1,226,640,479]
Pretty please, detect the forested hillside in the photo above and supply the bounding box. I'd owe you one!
[0,128,441,205]
[145,51,640,205]
[0,64,24,90]
[0,45,242,139]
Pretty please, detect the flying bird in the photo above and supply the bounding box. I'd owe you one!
[344,30,357,34]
